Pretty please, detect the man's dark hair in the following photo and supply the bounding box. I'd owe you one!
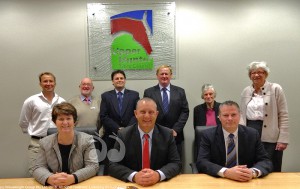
[111,70,126,80]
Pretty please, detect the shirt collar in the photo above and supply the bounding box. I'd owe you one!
[138,126,154,139]
[159,84,170,91]
[115,89,125,94]
[222,127,238,139]
[80,95,91,102]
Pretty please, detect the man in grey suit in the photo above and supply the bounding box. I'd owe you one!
[108,98,182,187]
[100,70,140,150]
[196,100,273,182]
[143,65,189,157]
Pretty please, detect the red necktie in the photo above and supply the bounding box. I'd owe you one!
[143,134,150,169]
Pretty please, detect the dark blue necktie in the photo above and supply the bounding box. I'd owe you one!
[226,133,237,168]
[117,92,123,115]
[162,88,169,113]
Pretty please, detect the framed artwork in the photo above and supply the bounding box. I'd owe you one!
[87,2,176,80]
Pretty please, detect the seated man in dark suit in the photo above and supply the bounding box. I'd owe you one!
[108,97,182,187]
[196,100,272,182]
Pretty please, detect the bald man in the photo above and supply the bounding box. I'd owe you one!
[68,78,101,132]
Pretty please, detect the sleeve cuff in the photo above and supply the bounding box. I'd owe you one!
[128,171,137,182]
[217,167,227,177]
[72,174,78,184]
[156,170,166,181]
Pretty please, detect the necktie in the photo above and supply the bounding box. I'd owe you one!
[226,133,237,168]
[143,134,150,169]
[117,92,123,115]
[84,97,90,105]
[162,88,169,113]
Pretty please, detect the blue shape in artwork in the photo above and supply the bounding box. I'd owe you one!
[111,10,153,34]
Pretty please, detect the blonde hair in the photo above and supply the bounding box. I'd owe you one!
[156,65,173,75]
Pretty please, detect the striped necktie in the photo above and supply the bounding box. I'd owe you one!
[162,88,169,113]
[226,133,237,168]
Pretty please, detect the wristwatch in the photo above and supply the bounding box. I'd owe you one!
[252,169,258,178]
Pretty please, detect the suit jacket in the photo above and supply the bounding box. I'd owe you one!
[193,101,221,127]
[32,131,99,185]
[100,89,139,136]
[108,124,182,181]
[143,84,189,143]
[196,125,273,177]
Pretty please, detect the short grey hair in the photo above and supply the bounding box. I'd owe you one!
[247,61,270,76]
[201,84,216,99]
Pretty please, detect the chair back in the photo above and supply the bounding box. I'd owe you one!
[190,126,216,174]
[194,126,216,161]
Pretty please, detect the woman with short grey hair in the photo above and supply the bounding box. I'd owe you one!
[240,61,289,172]
[193,84,221,127]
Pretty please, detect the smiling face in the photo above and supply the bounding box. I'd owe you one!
[156,67,172,87]
[112,73,126,91]
[134,98,159,133]
[79,78,94,97]
[203,88,215,106]
[40,74,56,93]
[52,102,77,135]
[249,68,267,88]
[55,114,75,134]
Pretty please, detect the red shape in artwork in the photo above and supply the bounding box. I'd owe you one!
[111,18,152,55]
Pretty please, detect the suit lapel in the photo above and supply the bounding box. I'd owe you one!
[154,85,164,112]
[133,126,143,169]
[237,125,247,165]
[216,126,226,165]
[110,90,120,115]
[150,126,159,168]
[168,85,175,113]
[121,89,129,116]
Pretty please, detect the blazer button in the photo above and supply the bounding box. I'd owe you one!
[262,88,264,90]
[263,93,266,95]
[264,125,267,128]
[265,114,268,117]
[265,103,268,105]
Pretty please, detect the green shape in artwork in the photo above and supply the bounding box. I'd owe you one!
[111,34,153,70]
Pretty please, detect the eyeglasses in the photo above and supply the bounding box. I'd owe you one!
[81,83,93,87]
[250,71,265,75]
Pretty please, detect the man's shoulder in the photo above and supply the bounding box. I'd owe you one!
[238,125,259,135]
[170,84,185,91]
[101,90,115,96]
[125,89,139,96]
[68,95,80,103]
[155,124,173,134]
[144,85,159,92]
[22,93,42,104]
[117,124,137,137]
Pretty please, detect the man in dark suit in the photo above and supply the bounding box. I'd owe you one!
[143,65,189,157]
[100,70,140,150]
[196,100,273,182]
[108,98,182,187]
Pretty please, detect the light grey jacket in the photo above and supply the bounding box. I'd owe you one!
[240,81,289,143]
[32,131,99,185]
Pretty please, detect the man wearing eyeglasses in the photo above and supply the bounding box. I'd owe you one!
[68,77,101,132]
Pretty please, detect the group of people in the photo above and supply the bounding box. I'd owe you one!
[18,61,289,187]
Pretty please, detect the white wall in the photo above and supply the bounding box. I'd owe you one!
[0,0,299,178]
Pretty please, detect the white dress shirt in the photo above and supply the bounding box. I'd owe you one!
[19,92,65,137]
